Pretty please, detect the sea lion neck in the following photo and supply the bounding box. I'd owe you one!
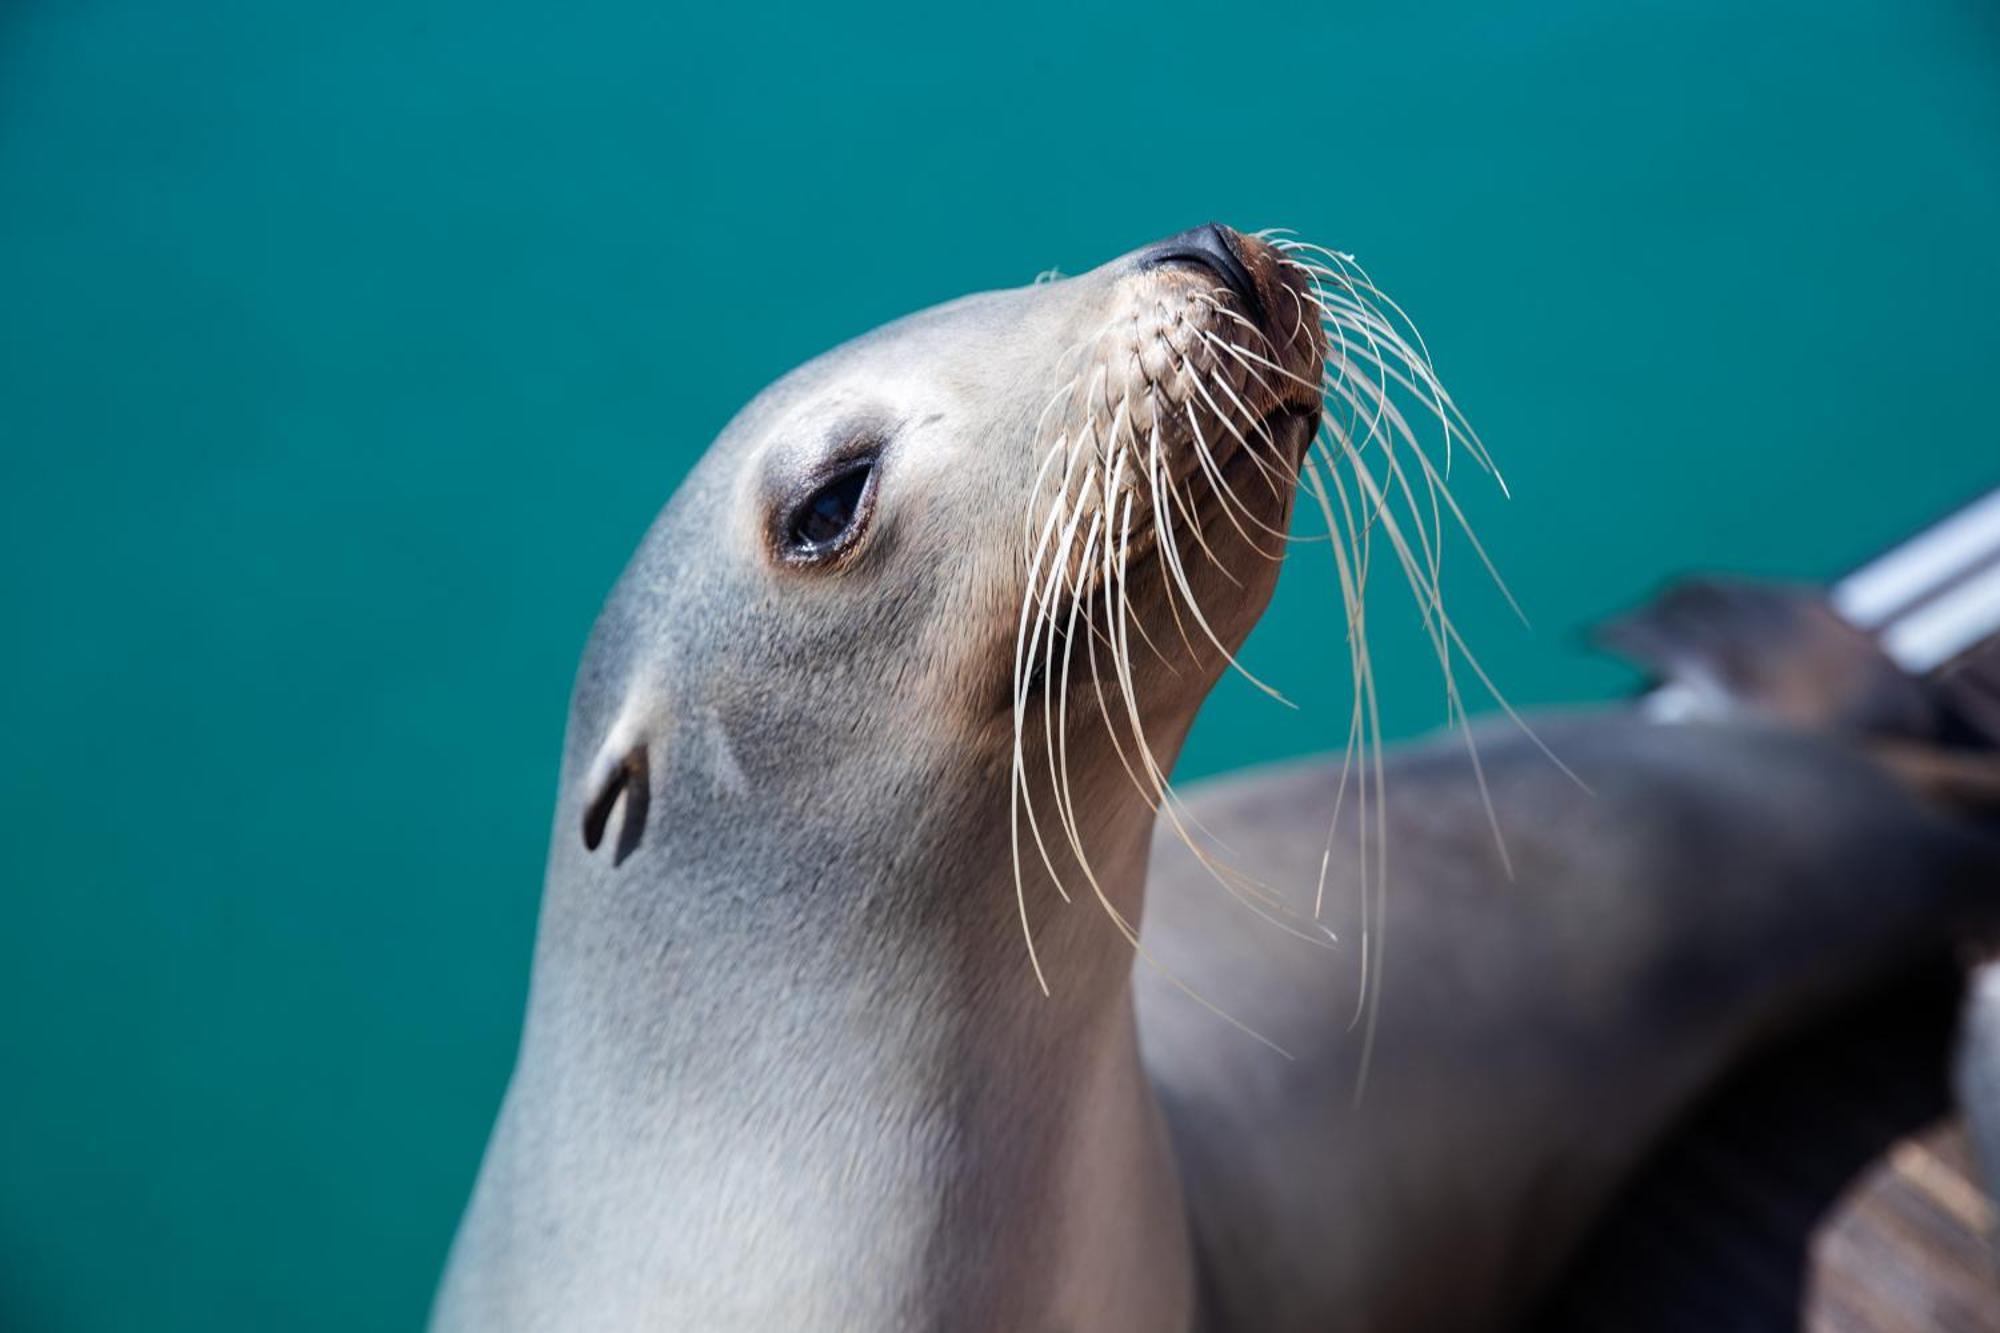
[441,770,1197,1333]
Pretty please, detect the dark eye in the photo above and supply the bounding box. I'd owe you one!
[783,457,877,558]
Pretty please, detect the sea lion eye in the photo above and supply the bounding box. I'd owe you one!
[782,456,877,559]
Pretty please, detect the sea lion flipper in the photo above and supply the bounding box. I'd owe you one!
[1597,578,1937,737]
[581,733,651,867]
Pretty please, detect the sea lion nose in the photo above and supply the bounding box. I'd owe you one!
[1138,222,1268,328]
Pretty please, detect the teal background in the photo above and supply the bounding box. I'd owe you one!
[3,1,1997,1326]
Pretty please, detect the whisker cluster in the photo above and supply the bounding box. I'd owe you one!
[1009,231,1536,1080]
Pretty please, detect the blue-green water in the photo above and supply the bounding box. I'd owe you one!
[2,2,1996,1327]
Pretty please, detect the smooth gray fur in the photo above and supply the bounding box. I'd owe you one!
[1143,715,1998,1331]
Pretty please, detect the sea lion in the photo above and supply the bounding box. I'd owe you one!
[431,224,2000,1331]
[1145,513,2000,1331]
[433,222,1327,1332]
[1143,715,1998,1332]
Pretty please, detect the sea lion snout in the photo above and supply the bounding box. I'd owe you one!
[1133,222,1312,367]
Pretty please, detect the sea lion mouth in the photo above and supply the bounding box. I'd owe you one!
[1137,225,1325,476]
[1004,226,1326,676]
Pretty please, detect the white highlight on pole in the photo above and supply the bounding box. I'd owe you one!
[1880,558,2000,675]
[1831,488,2000,630]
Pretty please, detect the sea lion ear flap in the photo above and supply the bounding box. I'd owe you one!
[581,727,651,868]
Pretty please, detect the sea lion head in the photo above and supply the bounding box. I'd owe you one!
[570,224,1332,930]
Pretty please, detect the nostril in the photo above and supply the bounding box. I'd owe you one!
[1138,223,1267,329]
[1202,222,1248,267]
